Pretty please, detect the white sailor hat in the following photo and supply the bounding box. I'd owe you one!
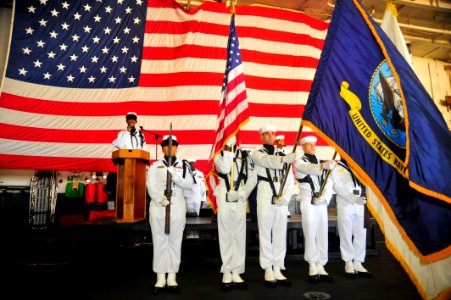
[160,135,179,146]
[275,135,285,140]
[300,136,317,145]
[259,124,277,134]
[187,158,196,163]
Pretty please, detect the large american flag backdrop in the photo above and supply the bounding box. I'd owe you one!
[0,0,330,174]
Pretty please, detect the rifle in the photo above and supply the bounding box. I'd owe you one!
[164,123,173,234]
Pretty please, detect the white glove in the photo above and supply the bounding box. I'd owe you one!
[227,190,246,202]
[355,196,367,205]
[167,166,184,185]
[226,190,241,202]
[167,166,176,175]
[159,196,170,207]
[323,160,336,170]
[282,153,296,164]
[273,193,287,206]
[312,195,327,205]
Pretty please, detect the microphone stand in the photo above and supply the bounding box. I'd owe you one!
[139,126,161,161]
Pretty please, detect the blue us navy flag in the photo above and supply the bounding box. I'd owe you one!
[302,1,450,299]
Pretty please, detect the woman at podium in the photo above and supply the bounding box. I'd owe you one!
[112,112,146,150]
[146,135,194,295]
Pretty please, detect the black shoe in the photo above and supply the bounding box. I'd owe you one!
[356,271,373,278]
[276,279,292,287]
[308,275,319,284]
[319,274,334,283]
[264,280,277,288]
[167,285,181,294]
[233,281,249,290]
[220,282,233,292]
[151,286,166,295]
[345,272,357,279]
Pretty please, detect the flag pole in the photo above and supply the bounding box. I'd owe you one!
[230,144,235,191]
[277,122,303,197]
[317,151,338,198]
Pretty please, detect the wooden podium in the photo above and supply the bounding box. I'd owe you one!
[112,149,150,223]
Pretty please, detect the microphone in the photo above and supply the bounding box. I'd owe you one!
[130,126,136,134]
[139,126,144,130]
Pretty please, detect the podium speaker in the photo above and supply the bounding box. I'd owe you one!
[112,149,150,223]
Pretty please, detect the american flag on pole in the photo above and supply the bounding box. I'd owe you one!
[0,0,329,175]
[205,12,249,212]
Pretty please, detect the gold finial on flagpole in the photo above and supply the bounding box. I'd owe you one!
[227,0,237,14]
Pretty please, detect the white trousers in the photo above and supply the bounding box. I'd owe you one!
[257,183,288,270]
[300,199,329,265]
[337,205,367,263]
[149,195,186,274]
[217,188,247,275]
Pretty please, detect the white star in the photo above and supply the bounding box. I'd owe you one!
[36,40,45,47]
[130,55,138,63]
[105,6,113,13]
[125,7,132,14]
[100,66,108,73]
[50,9,59,17]
[50,31,58,38]
[118,0,125,4]
[59,43,68,51]
[136,0,143,6]
[28,6,36,13]
[40,0,48,5]
[72,34,80,42]
[39,19,47,27]
[101,46,109,54]
[43,72,51,80]
[22,47,32,55]
[133,17,141,25]
[83,4,92,12]
[83,26,92,33]
[61,1,70,9]
[61,22,70,30]
[119,66,127,73]
[104,27,111,34]
[74,12,82,20]
[18,68,28,76]
[123,27,131,34]
[91,56,99,63]
[25,27,34,35]
[81,45,90,53]
[113,37,120,44]
[79,66,87,73]
[132,36,140,44]
[70,53,78,61]
[111,55,119,63]
[47,51,56,59]
[115,17,122,24]
[92,36,100,43]
[128,76,136,83]
[121,46,129,54]
[108,76,116,83]
[33,60,42,68]
[88,76,96,83]
[94,15,102,22]
[57,63,66,71]
[67,74,75,82]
